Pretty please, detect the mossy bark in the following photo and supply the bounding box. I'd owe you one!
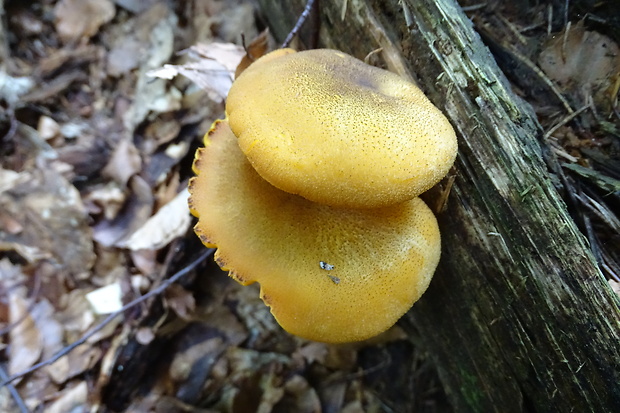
[257,0,620,411]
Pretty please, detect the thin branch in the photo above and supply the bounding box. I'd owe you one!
[0,364,30,413]
[282,0,317,48]
[1,249,214,387]
[543,103,590,140]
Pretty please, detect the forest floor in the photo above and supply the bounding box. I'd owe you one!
[0,0,618,412]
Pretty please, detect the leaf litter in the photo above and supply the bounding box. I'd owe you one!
[8,0,618,412]
[2,1,434,410]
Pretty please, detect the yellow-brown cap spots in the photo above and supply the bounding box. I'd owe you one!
[226,49,457,208]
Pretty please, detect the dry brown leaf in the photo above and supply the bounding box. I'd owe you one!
[57,289,95,340]
[92,175,154,247]
[107,37,142,76]
[147,42,244,102]
[121,188,191,251]
[539,23,620,110]
[165,284,196,321]
[295,342,329,365]
[54,0,116,43]
[83,182,126,220]
[235,30,270,78]
[86,282,123,314]
[45,381,88,413]
[102,137,142,187]
[257,372,285,413]
[122,4,178,132]
[37,116,61,141]
[9,294,43,375]
[341,400,365,413]
[283,375,321,413]
[45,342,99,384]
[31,299,64,360]
[1,166,95,274]
[169,337,225,384]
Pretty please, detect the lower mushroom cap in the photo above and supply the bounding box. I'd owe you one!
[189,120,441,343]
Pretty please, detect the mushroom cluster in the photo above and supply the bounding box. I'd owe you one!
[188,49,457,343]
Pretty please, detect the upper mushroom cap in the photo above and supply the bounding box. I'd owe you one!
[188,120,441,343]
[226,48,457,208]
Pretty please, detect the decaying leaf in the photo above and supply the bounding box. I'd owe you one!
[539,22,620,111]
[86,282,123,315]
[147,42,245,102]
[9,294,43,376]
[54,0,115,43]
[165,283,196,321]
[121,3,179,132]
[0,165,95,275]
[102,137,142,187]
[45,381,88,413]
[120,188,191,251]
[235,30,270,78]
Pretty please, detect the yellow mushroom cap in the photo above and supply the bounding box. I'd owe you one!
[188,120,441,343]
[226,48,457,208]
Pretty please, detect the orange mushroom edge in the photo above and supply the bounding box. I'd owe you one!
[188,119,442,343]
[188,48,457,343]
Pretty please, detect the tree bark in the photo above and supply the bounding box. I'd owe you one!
[257,0,620,411]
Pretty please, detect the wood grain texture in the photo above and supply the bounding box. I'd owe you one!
[257,0,620,411]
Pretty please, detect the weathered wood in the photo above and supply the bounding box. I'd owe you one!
[257,0,620,411]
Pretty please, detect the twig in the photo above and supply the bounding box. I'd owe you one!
[1,249,214,387]
[282,0,317,48]
[0,364,30,413]
[543,103,590,140]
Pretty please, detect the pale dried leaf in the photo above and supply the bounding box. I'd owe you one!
[0,72,34,105]
[107,38,141,76]
[0,167,25,193]
[45,381,88,413]
[257,372,285,413]
[31,299,64,360]
[341,400,365,413]
[136,326,155,345]
[165,284,196,320]
[92,175,154,247]
[296,342,329,365]
[539,24,620,108]
[83,182,126,220]
[54,0,116,43]
[114,0,159,13]
[9,294,43,375]
[37,116,60,141]
[121,188,191,251]
[1,166,95,274]
[102,137,142,187]
[169,337,225,383]
[57,290,95,336]
[86,282,123,314]
[283,375,321,413]
[47,354,70,384]
[122,4,178,131]
[148,42,244,102]
[610,279,620,297]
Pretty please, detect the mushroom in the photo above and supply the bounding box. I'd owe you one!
[188,120,441,343]
[226,48,458,208]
